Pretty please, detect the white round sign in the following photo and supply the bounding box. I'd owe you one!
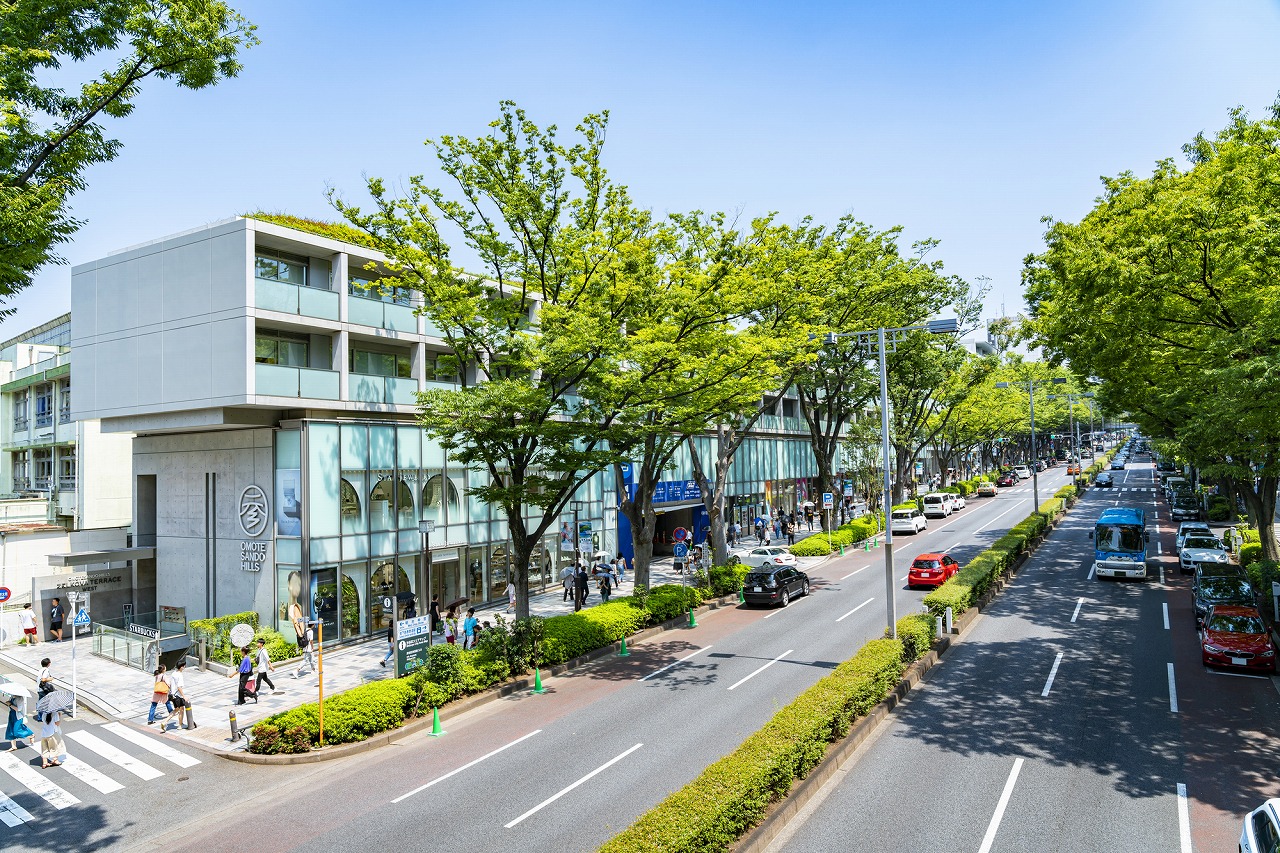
[229,623,255,647]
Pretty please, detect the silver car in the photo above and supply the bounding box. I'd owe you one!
[1179,535,1228,575]
[1175,521,1212,553]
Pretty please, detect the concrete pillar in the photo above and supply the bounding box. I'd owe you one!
[413,342,427,393]
[334,329,349,400]
[333,252,349,323]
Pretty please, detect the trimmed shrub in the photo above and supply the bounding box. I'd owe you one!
[895,613,936,662]
[600,639,908,853]
[189,610,260,664]
[254,626,299,663]
[790,537,833,557]
[1239,542,1263,568]
[541,601,648,665]
[708,563,748,597]
[1054,485,1077,502]
[252,678,414,747]
[1037,499,1064,522]
[1245,560,1280,605]
[643,585,700,624]
[246,723,312,755]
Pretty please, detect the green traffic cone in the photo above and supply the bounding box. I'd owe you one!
[533,667,546,694]
[839,544,845,556]
[688,607,697,628]
[865,539,871,551]
[428,707,446,737]
[619,637,630,657]
[738,585,745,603]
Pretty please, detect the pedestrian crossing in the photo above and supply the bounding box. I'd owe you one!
[1008,486,1157,493]
[0,720,200,829]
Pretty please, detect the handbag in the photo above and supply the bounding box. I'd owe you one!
[245,677,256,693]
[153,679,170,695]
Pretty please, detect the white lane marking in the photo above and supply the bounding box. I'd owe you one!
[1163,603,1170,630]
[763,596,812,619]
[393,730,542,803]
[836,598,875,623]
[102,722,201,768]
[978,757,1025,853]
[840,564,871,580]
[65,730,163,780]
[901,574,910,582]
[1157,542,1163,555]
[641,647,712,682]
[1070,599,1084,623]
[1088,565,1096,580]
[59,754,124,794]
[0,751,80,809]
[1160,564,1166,585]
[1176,783,1193,853]
[504,743,643,828]
[0,791,35,827]
[727,649,794,691]
[944,542,960,553]
[1041,652,1064,697]
[1168,663,1179,713]
[1207,670,1270,679]
[976,502,1027,533]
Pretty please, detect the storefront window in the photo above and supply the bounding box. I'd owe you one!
[310,567,339,641]
[488,542,512,603]
[467,548,487,603]
[340,563,366,639]
[308,424,340,537]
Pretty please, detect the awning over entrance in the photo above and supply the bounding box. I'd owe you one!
[48,546,156,567]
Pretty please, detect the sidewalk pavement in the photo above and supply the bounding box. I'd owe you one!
[0,529,833,754]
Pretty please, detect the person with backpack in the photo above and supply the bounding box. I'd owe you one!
[294,623,315,678]
[231,646,257,705]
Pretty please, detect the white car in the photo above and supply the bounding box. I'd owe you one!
[1175,521,1213,553]
[1241,798,1280,853]
[742,546,798,569]
[1013,465,1031,479]
[921,493,952,519]
[1178,535,1228,575]
[951,494,966,510]
[890,508,928,535]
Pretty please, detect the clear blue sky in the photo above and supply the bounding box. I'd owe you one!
[9,0,1280,339]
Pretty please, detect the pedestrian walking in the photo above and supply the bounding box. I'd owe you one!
[560,564,575,601]
[429,594,441,633]
[380,623,395,667]
[614,553,627,585]
[255,638,278,694]
[598,572,613,603]
[463,608,479,650]
[18,603,38,645]
[4,693,33,750]
[48,597,65,642]
[443,606,458,644]
[147,664,173,724]
[785,519,796,545]
[294,624,315,678]
[37,658,54,697]
[159,661,192,732]
[290,600,306,652]
[574,564,590,611]
[404,598,417,620]
[755,520,766,545]
[505,580,517,613]
[231,646,257,705]
[38,710,63,769]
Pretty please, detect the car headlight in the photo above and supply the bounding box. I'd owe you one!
[1261,649,1276,657]
[1203,643,1224,654]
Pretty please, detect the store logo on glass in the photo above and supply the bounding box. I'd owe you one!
[238,485,270,537]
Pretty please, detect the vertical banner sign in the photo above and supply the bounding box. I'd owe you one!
[395,615,433,677]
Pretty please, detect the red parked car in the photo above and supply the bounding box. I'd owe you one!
[907,553,960,589]
[996,473,1017,487]
[1200,605,1277,673]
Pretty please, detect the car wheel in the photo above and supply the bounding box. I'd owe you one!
[779,589,790,607]
[801,579,810,597]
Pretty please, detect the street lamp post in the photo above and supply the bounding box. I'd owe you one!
[820,318,959,639]
[1046,391,1095,478]
[995,377,1067,511]
[570,500,585,611]
[418,519,435,645]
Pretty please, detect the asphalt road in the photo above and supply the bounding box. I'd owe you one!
[769,459,1280,853]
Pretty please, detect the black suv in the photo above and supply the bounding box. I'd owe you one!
[1171,493,1202,521]
[743,567,811,608]
[1193,576,1256,627]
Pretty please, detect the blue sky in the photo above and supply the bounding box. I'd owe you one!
[9,0,1280,339]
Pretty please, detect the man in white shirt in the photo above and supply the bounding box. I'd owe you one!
[18,604,38,644]
[254,639,277,694]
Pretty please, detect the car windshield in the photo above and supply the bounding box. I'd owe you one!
[1096,524,1144,553]
[744,572,776,585]
[1207,613,1265,634]
[892,511,912,520]
[1200,578,1252,600]
[1173,495,1198,507]
[1184,537,1222,550]
[912,560,940,569]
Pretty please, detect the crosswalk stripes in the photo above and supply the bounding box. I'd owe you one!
[64,730,164,780]
[1,722,202,831]
[103,722,201,768]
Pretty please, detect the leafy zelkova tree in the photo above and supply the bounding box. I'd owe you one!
[1025,100,1280,559]
[0,0,257,303]
[592,213,787,587]
[331,104,660,617]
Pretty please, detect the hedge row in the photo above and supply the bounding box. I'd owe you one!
[599,613,937,853]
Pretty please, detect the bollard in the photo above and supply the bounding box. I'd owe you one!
[229,709,241,742]
[945,606,954,634]
[936,616,944,640]
[198,639,207,671]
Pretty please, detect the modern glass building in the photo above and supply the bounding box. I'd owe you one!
[71,216,820,645]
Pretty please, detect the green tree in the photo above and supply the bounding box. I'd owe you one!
[0,0,257,303]
[1026,101,1280,558]
[332,104,670,617]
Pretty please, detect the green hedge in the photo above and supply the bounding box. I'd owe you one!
[708,564,749,597]
[1240,542,1263,567]
[1054,485,1077,502]
[189,610,260,663]
[601,633,929,853]
[790,537,833,557]
[1246,560,1280,606]
[542,601,649,665]
[249,678,415,751]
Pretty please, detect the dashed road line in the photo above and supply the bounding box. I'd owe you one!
[978,757,1025,853]
[836,598,874,623]
[504,743,644,828]
[1070,598,1084,623]
[727,649,793,691]
[1041,652,1064,697]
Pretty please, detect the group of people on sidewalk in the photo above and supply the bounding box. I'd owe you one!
[230,639,281,706]
[15,598,68,644]
[560,554,627,611]
[147,660,196,731]
[4,657,70,769]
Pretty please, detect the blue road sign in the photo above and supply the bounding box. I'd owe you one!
[73,608,91,627]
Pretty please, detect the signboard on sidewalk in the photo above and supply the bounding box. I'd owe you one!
[0,587,9,602]
[395,615,433,677]
[822,492,834,510]
[73,608,91,627]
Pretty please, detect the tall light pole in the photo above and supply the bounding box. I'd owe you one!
[569,500,585,610]
[1046,391,1095,473]
[995,377,1067,510]
[819,318,959,639]
[418,518,435,645]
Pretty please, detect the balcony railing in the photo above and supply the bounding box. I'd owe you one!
[12,418,27,431]
[350,374,422,406]
[59,407,71,424]
[255,277,340,322]
[348,293,418,333]
[254,364,340,399]
[35,413,53,428]
[58,476,76,490]
[9,351,69,382]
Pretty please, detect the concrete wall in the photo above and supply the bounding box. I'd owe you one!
[77,419,134,529]
[71,219,252,422]
[133,428,275,623]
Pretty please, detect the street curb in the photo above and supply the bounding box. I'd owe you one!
[217,590,745,764]
[731,496,1073,852]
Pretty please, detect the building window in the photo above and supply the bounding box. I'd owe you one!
[255,329,310,367]
[350,347,411,378]
[12,389,28,431]
[33,448,52,489]
[34,383,53,427]
[58,448,76,489]
[11,451,29,490]
[255,247,311,288]
[426,353,460,384]
[59,380,71,423]
[349,274,412,306]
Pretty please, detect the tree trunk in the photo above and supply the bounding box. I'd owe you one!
[510,531,535,620]
[690,428,734,566]
[1241,475,1279,562]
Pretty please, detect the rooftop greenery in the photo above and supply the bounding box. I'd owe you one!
[242,211,379,251]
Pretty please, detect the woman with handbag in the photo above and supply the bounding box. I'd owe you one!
[38,710,63,768]
[147,665,173,724]
[4,693,33,751]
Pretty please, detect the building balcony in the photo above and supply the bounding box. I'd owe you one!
[254,363,340,400]
[350,374,422,407]
[348,293,418,333]
[9,351,69,383]
[255,277,340,322]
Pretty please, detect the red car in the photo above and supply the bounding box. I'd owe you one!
[1200,605,1277,673]
[996,473,1017,487]
[908,553,960,589]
